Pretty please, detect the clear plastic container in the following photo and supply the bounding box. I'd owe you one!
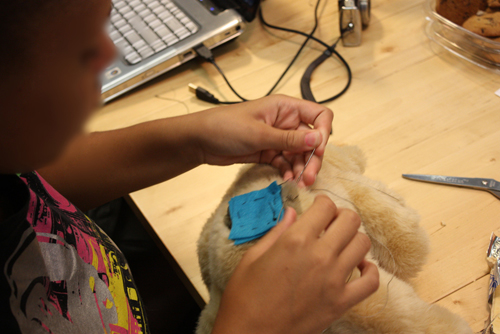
[425,0,500,73]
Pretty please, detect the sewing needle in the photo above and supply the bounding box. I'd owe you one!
[296,148,316,184]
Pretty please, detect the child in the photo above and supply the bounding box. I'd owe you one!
[0,0,379,333]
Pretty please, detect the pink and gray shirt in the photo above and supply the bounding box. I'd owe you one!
[0,172,149,333]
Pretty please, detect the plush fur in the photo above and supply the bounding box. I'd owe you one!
[196,144,473,334]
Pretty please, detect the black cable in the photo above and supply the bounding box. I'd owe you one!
[300,41,352,104]
[260,0,322,97]
[193,0,323,104]
[321,49,352,103]
[189,0,352,105]
[260,6,352,104]
[210,61,248,103]
[259,8,332,51]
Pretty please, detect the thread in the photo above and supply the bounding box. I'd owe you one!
[277,154,399,318]
[311,188,396,318]
[330,175,400,201]
[154,94,190,114]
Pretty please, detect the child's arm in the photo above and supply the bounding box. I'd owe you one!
[39,95,333,211]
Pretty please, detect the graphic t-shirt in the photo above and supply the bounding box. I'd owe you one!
[0,172,149,334]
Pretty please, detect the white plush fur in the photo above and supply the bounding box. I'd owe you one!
[196,144,473,334]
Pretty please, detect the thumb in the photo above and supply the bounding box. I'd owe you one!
[262,126,322,153]
[247,207,296,259]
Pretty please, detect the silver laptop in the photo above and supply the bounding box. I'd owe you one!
[102,0,261,103]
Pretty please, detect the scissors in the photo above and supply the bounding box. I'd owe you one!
[402,174,500,200]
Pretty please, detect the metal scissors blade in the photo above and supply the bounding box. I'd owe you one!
[402,174,500,199]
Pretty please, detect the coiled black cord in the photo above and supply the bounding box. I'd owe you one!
[189,0,352,105]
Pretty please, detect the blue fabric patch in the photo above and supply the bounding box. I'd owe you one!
[228,181,284,245]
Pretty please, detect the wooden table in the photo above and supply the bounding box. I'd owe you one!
[88,0,500,331]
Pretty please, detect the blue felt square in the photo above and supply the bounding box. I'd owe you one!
[228,181,284,245]
[232,232,268,245]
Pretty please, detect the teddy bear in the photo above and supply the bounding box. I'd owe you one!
[196,144,473,334]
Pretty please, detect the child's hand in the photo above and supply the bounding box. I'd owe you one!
[211,195,379,334]
[194,95,333,186]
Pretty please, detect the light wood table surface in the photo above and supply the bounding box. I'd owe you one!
[88,0,500,331]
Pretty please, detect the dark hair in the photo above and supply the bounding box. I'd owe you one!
[0,1,64,77]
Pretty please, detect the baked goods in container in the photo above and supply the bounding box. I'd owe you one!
[436,0,487,26]
[463,11,500,36]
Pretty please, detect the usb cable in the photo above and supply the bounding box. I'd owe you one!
[188,0,352,105]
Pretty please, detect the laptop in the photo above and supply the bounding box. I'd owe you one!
[101,0,261,103]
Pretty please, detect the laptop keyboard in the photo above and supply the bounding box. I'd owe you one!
[109,0,198,65]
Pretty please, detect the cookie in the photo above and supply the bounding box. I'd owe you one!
[437,0,487,26]
[488,0,500,8]
[463,12,500,36]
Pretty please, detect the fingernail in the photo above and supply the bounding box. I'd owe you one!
[305,132,320,147]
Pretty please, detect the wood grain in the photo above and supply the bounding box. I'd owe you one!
[88,0,500,330]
